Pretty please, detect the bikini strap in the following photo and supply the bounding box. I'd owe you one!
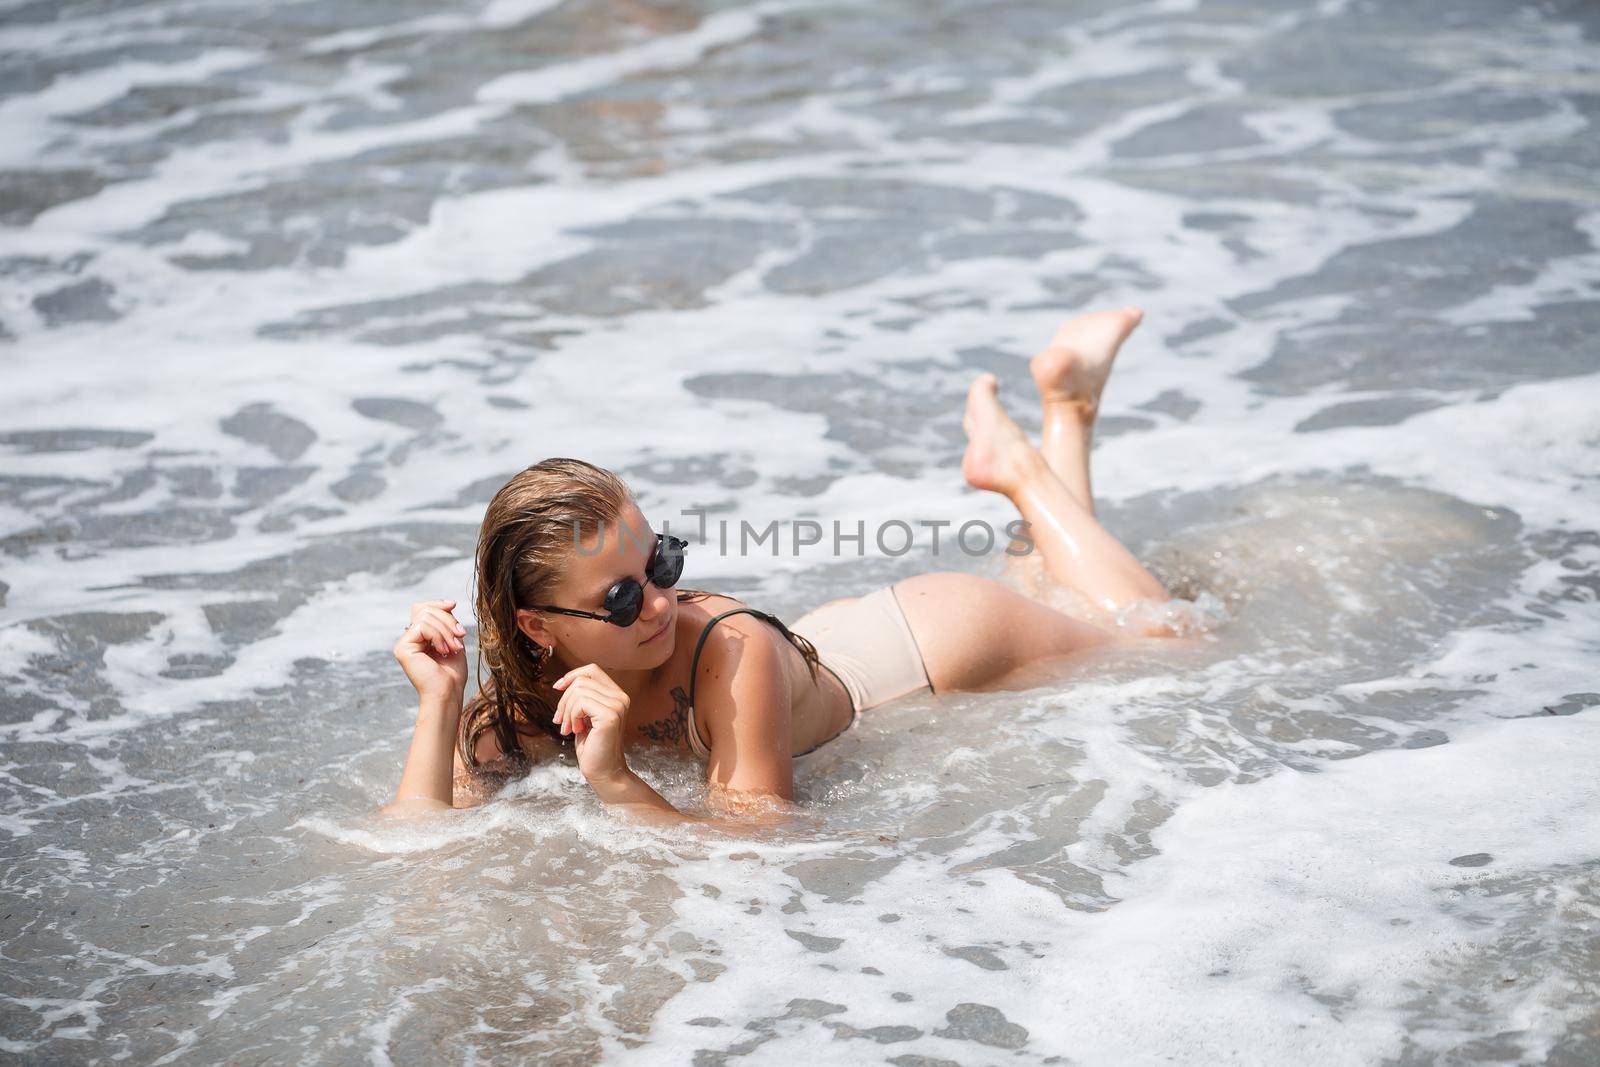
[688,607,790,709]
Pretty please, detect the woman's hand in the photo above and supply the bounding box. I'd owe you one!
[393,598,468,702]
[551,663,630,784]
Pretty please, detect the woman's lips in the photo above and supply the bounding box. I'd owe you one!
[642,620,670,643]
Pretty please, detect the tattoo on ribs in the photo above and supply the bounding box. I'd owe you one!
[639,685,693,747]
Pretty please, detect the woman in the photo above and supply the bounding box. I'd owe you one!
[382,307,1185,825]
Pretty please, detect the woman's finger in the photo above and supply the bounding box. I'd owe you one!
[416,608,465,647]
[415,618,458,657]
[425,607,466,637]
[555,669,616,697]
[553,662,605,689]
[566,696,616,725]
[420,608,466,649]
[410,622,446,656]
[418,604,460,627]
[556,697,605,736]
[570,689,620,713]
[566,678,624,710]
[409,600,459,628]
[562,682,613,710]
[554,699,573,734]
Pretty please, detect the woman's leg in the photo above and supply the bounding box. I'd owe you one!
[1029,306,1145,513]
[980,307,1165,611]
[1002,307,1145,595]
[895,307,1174,693]
[965,370,1169,612]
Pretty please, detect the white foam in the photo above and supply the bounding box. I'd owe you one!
[638,711,1600,1064]
[0,48,263,167]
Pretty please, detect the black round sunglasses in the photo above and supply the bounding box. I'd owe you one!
[529,533,688,628]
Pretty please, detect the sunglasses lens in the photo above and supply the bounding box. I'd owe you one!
[599,536,686,627]
[603,580,644,627]
[651,535,686,588]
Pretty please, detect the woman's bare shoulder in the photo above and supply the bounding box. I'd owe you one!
[679,591,749,619]
[690,612,793,718]
[689,601,796,673]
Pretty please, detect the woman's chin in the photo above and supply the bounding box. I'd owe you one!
[641,630,675,663]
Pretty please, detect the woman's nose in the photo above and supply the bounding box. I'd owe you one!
[641,584,670,620]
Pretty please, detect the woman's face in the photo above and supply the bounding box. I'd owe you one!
[517,503,677,673]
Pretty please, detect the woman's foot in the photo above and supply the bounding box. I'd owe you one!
[1029,306,1144,415]
[962,372,1038,494]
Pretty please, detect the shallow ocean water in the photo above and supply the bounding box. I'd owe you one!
[2,0,1599,1063]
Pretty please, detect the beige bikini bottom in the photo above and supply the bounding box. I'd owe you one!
[788,583,934,717]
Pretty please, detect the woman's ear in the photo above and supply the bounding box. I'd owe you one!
[515,608,553,651]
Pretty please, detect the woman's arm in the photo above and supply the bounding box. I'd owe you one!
[551,657,802,832]
[591,768,803,831]
[585,767,695,825]
[548,664,699,825]
[585,767,804,832]
[694,625,795,800]
[379,599,469,817]
[379,692,463,815]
